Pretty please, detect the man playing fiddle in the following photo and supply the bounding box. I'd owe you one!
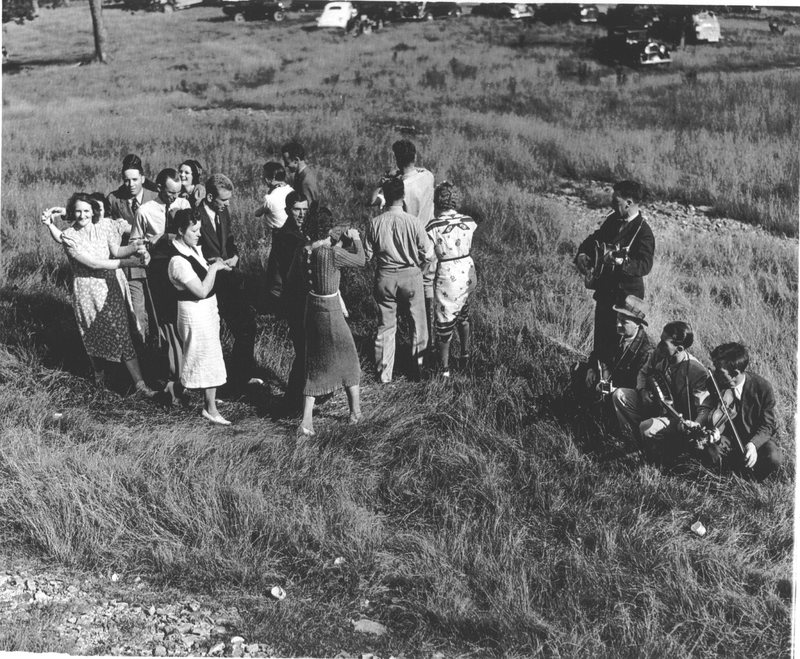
[575,180,655,366]
[612,321,707,461]
[685,342,783,481]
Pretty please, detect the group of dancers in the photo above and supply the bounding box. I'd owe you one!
[40,140,478,434]
[573,180,783,481]
[39,144,783,480]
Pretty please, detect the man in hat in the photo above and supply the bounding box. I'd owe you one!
[583,295,654,404]
[575,180,655,366]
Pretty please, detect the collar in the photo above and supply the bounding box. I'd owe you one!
[733,374,746,400]
[202,202,216,223]
[172,237,208,265]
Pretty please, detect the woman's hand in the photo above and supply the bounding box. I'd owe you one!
[139,250,151,267]
[345,227,361,241]
[41,207,64,225]
[211,260,232,272]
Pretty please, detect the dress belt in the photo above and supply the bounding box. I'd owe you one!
[309,290,339,299]
[438,253,471,263]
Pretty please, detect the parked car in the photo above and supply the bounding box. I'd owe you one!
[152,0,205,12]
[472,3,533,20]
[600,27,672,66]
[531,3,598,25]
[419,2,463,20]
[222,0,289,20]
[317,0,357,28]
[294,0,328,10]
[689,9,721,43]
[354,1,405,24]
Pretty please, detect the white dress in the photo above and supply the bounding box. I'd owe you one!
[167,240,227,389]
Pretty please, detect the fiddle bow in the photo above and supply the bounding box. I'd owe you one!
[703,369,749,466]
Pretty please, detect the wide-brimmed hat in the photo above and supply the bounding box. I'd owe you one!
[612,295,648,325]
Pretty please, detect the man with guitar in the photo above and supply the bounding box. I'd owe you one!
[684,343,783,481]
[575,180,655,365]
[612,321,708,462]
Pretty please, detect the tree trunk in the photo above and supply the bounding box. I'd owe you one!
[88,0,108,63]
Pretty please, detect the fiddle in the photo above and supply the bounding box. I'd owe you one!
[689,370,748,463]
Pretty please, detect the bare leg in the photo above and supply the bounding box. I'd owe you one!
[202,388,230,425]
[125,357,155,396]
[300,395,315,434]
[346,385,362,423]
[89,357,106,387]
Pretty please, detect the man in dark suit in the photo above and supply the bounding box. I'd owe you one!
[575,180,655,365]
[688,342,783,481]
[281,140,319,213]
[197,173,260,390]
[106,154,159,342]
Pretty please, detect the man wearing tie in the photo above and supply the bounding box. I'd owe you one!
[198,173,259,390]
[106,154,158,342]
[688,342,783,481]
[131,169,191,381]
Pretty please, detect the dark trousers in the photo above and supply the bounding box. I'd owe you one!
[703,437,783,482]
[284,301,305,408]
[215,272,257,386]
[593,298,618,365]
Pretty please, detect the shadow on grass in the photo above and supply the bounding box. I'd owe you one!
[2,56,89,74]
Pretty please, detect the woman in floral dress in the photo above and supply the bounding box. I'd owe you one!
[56,193,155,395]
[426,182,480,377]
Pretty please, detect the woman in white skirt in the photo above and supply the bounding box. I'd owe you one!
[168,209,232,425]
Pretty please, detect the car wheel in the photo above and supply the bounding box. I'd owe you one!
[450,8,462,18]
[273,9,285,21]
[233,11,244,21]
[424,11,433,20]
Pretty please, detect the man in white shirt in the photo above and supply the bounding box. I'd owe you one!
[255,161,293,229]
[371,139,437,348]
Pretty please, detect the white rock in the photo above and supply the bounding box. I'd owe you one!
[34,591,51,603]
[188,601,201,612]
[153,646,167,657]
[352,618,387,636]
[111,573,120,582]
[209,642,225,656]
[231,636,246,645]
[333,557,346,566]
[247,643,260,654]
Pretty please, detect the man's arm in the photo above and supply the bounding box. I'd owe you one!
[749,378,777,450]
[621,220,654,277]
[363,221,375,262]
[416,222,434,265]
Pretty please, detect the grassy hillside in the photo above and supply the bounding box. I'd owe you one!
[1,4,797,656]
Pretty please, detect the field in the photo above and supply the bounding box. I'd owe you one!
[1,4,798,657]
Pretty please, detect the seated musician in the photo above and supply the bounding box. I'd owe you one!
[612,321,707,460]
[581,295,653,406]
[685,342,783,481]
[574,180,655,366]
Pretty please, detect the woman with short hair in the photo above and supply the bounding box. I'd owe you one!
[290,208,365,436]
[167,209,232,425]
[177,159,206,209]
[49,192,155,396]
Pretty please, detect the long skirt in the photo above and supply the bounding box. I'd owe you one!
[176,296,227,390]
[303,292,360,397]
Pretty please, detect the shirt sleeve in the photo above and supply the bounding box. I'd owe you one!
[333,240,365,268]
[364,222,375,262]
[621,221,655,277]
[168,256,200,290]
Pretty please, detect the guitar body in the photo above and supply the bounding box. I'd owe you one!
[583,241,623,290]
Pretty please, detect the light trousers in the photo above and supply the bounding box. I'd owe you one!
[374,267,427,383]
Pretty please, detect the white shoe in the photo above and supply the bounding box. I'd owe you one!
[202,409,231,426]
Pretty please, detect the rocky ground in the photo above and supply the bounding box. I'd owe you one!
[1,184,794,656]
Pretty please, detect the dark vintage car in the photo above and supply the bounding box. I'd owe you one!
[530,3,598,25]
[222,0,289,21]
[472,3,534,20]
[599,26,672,66]
[605,4,720,47]
[401,1,463,20]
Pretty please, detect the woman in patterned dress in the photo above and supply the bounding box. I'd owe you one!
[288,209,365,436]
[426,182,480,377]
[56,193,156,396]
[167,210,232,425]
